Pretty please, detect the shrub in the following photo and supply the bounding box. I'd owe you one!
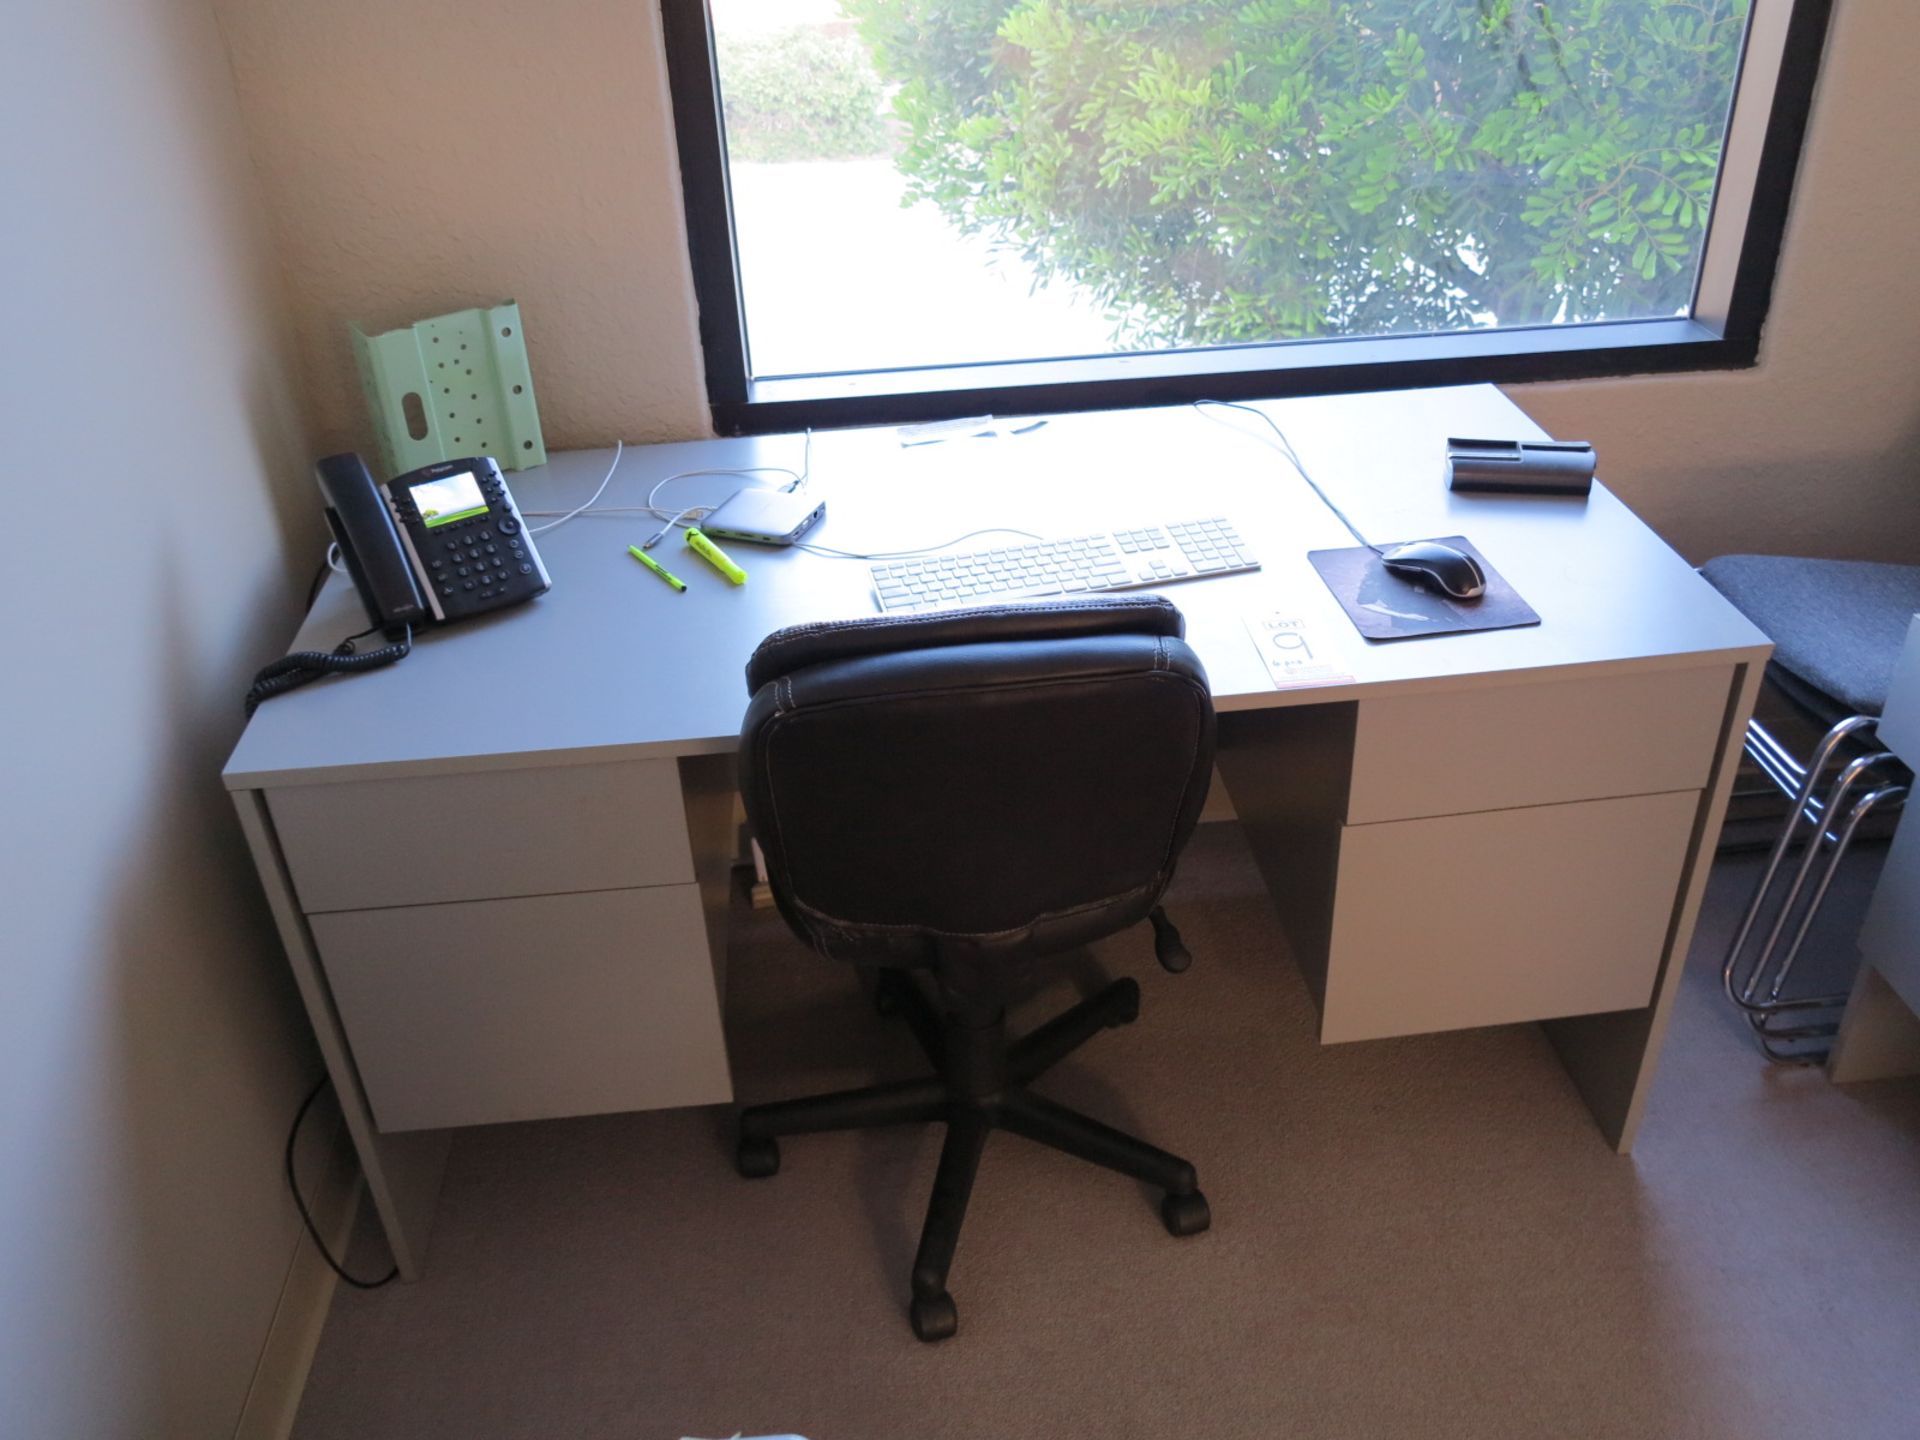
[717,26,891,164]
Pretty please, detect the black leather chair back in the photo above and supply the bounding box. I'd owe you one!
[738,597,1216,979]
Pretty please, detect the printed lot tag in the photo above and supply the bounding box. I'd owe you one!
[1244,611,1356,689]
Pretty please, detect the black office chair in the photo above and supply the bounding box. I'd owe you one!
[734,596,1216,1341]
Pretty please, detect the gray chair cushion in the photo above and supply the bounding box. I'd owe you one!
[1701,554,1920,716]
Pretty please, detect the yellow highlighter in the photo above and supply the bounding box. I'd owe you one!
[685,526,748,585]
[627,544,687,592]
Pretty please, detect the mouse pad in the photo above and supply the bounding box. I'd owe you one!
[1308,536,1539,641]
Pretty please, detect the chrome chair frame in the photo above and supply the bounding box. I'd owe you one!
[1723,713,1908,1062]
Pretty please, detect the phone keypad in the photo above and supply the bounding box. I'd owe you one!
[393,462,542,619]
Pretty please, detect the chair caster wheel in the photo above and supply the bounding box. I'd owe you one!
[1107,978,1142,1028]
[736,1135,780,1179]
[910,1291,958,1342]
[1161,1188,1210,1237]
[1149,907,1192,974]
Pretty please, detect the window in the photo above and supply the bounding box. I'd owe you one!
[663,0,1833,434]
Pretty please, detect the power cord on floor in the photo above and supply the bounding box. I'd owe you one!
[286,1073,398,1289]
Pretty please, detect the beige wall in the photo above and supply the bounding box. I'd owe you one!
[1,2,324,1436]
[1518,1,1920,563]
[217,1,1919,563]
[212,0,709,459]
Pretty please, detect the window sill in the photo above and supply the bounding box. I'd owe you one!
[718,318,1748,435]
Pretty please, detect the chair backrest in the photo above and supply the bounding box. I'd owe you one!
[738,597,1216,975]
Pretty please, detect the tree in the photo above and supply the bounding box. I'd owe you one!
[841,0,1747,347]
[716,25,890,163]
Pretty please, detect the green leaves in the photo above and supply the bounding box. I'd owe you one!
[715,27,889,164]
[840,0,1745,344]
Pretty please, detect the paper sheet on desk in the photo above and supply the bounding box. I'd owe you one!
[1244,612,1356,689]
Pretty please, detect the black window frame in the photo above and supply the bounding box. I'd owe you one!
[662,0,1834,437]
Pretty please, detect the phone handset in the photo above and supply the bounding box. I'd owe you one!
[316,453,429,632]
[244,453,424,715]
[246,453,551,716]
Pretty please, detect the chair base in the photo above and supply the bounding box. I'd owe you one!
[735,970,1207,1341]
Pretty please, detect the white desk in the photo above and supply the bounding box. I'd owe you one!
[223,386,1770,1276]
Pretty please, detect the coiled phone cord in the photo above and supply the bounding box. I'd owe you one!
[243,623,413,716]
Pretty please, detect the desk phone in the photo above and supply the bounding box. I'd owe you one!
[319,453,551,630]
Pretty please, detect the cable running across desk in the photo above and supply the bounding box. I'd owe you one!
[1195,399,1383,555]
[518,430,814,546]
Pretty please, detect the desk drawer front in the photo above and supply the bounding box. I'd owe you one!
[312,885,731,1132]
[271,758,692,912]
[1347,667,1730,823]
[1322,789,1698,1042]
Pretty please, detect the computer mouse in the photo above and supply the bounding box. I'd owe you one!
[1378,541,1487,600]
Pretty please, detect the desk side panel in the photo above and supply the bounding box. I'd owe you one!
[231,789,450,1279]
[1215,703,1358,1010]
[1828,964,1920,1083]
[1855,808,1920,1019]
[1542,660,1763,1151]
[1870,614,1920,762]
[679,752,745,1009]
[1832,802,1920,1081]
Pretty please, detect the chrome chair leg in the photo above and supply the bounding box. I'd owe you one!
[1722,714,1907,1064]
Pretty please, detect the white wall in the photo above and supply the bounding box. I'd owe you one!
[211,1,1920,565]
[1,2,325,1436]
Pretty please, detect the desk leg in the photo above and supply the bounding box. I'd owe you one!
[1543,662,1764,1152]
[233,790,450,1279]
[678,752,746,1011]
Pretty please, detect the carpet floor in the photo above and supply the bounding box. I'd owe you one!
[291,825,1920,1440]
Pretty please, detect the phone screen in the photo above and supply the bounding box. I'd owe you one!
[410,471,488,528]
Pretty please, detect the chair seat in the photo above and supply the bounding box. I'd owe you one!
[1701,555,1920,717]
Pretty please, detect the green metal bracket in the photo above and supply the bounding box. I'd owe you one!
[353,301,547,475]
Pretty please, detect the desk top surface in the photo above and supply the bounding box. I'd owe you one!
[224,385,1769,790]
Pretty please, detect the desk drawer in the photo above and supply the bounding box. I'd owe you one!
[1320,789,1698,1042]
[311,884,731,1132]
[1347,667,1730,823]
[270,758,692,912]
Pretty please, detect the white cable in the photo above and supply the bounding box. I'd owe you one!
[526,441,625,536]
[793,527,1048,561]
[1194,400,1379,553]
[519,431,814,546]
[636,431,813,548]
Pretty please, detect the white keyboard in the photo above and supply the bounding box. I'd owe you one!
[869,519,1258,613]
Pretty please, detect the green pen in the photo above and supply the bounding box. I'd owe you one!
[685,526,748,585]
[627,544,687,592]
